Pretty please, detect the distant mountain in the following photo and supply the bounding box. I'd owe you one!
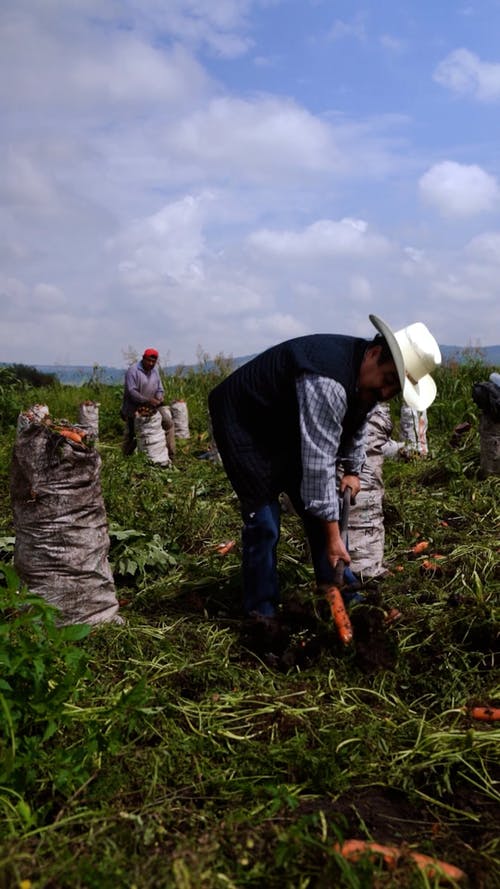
[2,344,499,385]
[440,344,500,364]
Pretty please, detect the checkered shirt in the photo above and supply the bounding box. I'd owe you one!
[296,373,367,521]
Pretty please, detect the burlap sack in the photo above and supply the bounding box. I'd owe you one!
[348,404,396,580]
[135,411,170,466]
[170,400,190,438]
[78,401,100,438]
[479,414,500,477]
[10,418,121,626]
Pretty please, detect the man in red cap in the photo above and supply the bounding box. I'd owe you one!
[120,349,175,460]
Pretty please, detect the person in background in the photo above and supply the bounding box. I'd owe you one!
[208,314,441,620]
[345,402,405,584]
[120,348,175,461]
[399,405,429,456]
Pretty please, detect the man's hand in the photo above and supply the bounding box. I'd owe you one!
[323,519,351,568]
[149,397,163,407]
[340,474,361,500]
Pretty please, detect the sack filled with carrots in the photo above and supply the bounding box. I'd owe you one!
[10,406,121,627]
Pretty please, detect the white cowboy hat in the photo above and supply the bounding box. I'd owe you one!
[369,314,442,410]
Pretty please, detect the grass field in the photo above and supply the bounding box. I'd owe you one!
[0,355,499,888]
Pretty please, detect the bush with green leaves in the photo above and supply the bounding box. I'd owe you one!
[0,567,91,820]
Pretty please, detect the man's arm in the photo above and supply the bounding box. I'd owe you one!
[296,374,363,567]
[152,367,165,405]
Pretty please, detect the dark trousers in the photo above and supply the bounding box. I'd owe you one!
[241,498,337,617]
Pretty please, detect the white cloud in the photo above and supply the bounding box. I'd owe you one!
[110,194,211,290]
[401,246,435,277]
[72,40,210,106]
[248,218,391,258]
[0,153,60,211]
[328,14,367,42]
[165,96,341,181]
[0,14,212,110]
[348,275,372,302]
[242,313,305,339]
[379,34,406,54]
[33,283,67,310]
[418,161,499,217]
[0,1,499,363]
[465,230,500,262]
[434,48,500,102]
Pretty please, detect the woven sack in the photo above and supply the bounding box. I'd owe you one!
[78,401,100,438]
[170,400,190,438]
[10,418,120,626]
[135,411,170,466]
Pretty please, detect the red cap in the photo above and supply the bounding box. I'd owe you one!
[143,348,159,358]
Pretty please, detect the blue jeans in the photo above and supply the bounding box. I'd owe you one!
[241,503,281,617]
[241,500,339,616]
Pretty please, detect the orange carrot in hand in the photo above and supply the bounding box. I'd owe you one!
[325,585,353,644]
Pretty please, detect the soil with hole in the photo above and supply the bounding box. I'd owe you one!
[237,597,398,673]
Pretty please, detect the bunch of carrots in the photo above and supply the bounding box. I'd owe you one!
[335,838,466,883]
[52,423,87,446]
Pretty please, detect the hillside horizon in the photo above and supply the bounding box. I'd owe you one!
[2,343,499,385]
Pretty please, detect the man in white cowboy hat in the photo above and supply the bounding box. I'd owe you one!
[208,314,441,619]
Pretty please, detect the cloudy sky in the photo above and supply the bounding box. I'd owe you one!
[2,0,500,367]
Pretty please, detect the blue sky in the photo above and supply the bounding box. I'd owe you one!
[1,0,500,366]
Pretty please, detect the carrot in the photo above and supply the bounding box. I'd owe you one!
[216,540,236,555]
[325,585,353,645]
[384,607,402,625]
[410,540,429,554]
[469,706,500,722]
[336,839,398,866]
[408,851,466,881]
[336,839,465,882]
[54,427,85,444]
[420,559,444,576]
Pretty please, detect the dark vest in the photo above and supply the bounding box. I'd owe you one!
[209,334,370,508]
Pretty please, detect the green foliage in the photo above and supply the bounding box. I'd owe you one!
[1,353,499,888]
[0,368,25,431]
[431,353,496,437]
[0,566,91,803]
[109,527,180,580]
[1,363,58,388]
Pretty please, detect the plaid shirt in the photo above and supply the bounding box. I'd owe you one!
[296,373,367,521]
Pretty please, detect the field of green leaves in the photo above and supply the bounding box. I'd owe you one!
[0,354,498,888]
